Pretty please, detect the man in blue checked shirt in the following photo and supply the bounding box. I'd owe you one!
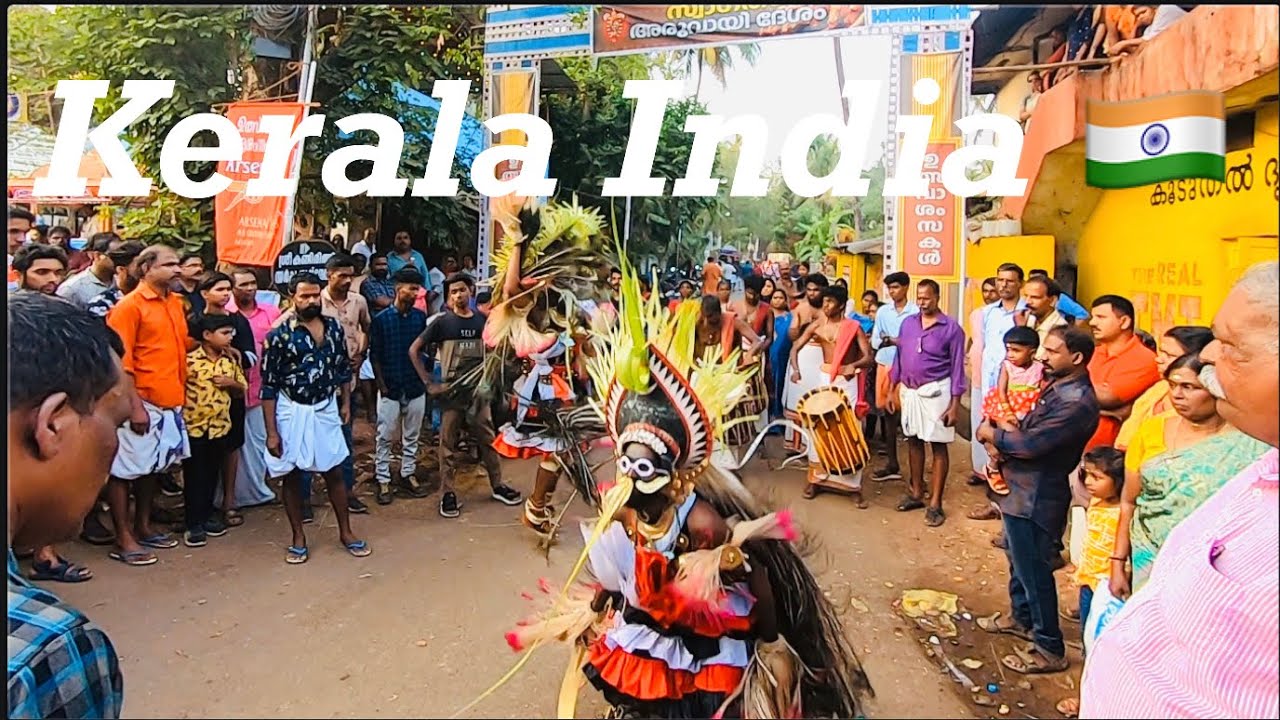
[368,267,432,505]
[8,294,132,719]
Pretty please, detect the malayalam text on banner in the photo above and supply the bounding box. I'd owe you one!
[897,140,962,281]
[592,5,866,56]
[215,101,307,267]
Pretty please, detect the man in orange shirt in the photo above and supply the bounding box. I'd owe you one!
[1085,294,1160,452]
[701,255,722,297]
[105,244,190,566]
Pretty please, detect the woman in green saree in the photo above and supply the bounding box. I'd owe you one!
[1110,352,1270,599]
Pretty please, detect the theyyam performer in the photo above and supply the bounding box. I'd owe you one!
[455,258,871,719]
[473,194,616,536]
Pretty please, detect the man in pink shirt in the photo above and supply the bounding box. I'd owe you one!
[224,268,281,508]
[1081,260,1278,719]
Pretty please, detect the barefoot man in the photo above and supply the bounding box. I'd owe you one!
[789,285,873,505]
[782,272,830,453]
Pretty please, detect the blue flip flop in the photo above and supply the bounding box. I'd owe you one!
[138,533,178,550]
[344,540,371,558]
[285,546,309,565]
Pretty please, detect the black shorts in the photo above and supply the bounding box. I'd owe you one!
[226,397,246,450]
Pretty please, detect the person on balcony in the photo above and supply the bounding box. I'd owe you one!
[1020,72,1044,131]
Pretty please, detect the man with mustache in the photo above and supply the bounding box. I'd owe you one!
[975,326,1099,676]
[1081,261,1278,719]
[1084,294,1159,453]
[782,272,830,455]
[261,272,370,564]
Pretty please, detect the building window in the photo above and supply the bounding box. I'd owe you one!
[1226,111,1256,153]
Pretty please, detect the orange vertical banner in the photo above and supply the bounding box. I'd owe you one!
[489,70,537,252]
[215,101,307,267]
[897,140,962,281]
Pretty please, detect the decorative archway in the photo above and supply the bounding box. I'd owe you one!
[478,4,975,289]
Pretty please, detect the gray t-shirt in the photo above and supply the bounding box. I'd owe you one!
[56,269,113,309]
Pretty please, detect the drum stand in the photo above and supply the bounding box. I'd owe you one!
[721,418,815,473]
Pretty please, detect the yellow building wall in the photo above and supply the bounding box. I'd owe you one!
[963,234,1057,317]
[1076,103,1280,337]
[832,251,883,303]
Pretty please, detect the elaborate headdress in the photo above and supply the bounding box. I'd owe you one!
[484,194,613,357]
[586,256,754,505]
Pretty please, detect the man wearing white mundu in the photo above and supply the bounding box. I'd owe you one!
[260,272,370,565]
[887,279,967,528]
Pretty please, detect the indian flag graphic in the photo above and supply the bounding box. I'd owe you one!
[1085,91,1226,189]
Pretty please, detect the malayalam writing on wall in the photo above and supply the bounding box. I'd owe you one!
[1148,153,1279,206]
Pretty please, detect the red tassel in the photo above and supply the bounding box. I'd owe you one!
[504,631,524,652]
[537,577,554,594]
[776,508,798,543]
[520,591,534,601]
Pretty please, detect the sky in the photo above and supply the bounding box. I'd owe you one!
[669,34,894,170]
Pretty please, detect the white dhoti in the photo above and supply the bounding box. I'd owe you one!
[782,342,825,451]
[111,401,191,480]
[899,378,957,443]
[970,384,990,476]
[264,394,350,479]
[216,405,276,508]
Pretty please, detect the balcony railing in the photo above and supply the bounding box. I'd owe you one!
[1001,4,1280,220]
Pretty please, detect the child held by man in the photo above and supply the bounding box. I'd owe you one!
[980,326,1044,495]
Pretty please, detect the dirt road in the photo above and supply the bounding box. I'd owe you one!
[51,427,1081,719]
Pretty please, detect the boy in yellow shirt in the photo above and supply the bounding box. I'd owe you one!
[182,314,247,547]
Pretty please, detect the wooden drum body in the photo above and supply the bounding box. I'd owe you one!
[795,386,871,477]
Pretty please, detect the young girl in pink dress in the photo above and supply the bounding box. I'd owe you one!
[980,326,1044,495]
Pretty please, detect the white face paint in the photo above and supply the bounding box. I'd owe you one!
[618,455,672,495]
[1199,364,1227,401]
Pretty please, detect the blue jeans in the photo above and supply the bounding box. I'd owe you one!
[1002,514,1065,658]
[1078,584,1094,651]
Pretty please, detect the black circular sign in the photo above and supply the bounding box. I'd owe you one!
[272,240,336,293]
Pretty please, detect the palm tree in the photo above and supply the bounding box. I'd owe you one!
[673,43,761,98]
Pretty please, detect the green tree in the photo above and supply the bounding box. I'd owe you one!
[671,43,761,99]
[300,5,485,246]
[7,6,253,250]
[546,56,726,265]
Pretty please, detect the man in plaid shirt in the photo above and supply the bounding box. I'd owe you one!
[8,294,133,718]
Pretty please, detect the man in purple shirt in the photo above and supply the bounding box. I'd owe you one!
[887,279,967,527]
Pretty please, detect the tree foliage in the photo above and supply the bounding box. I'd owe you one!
[546,56,725,265]
[301,5,485,247]
[8,5,251,250]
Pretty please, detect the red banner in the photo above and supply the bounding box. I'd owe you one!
[215,101,307,267]
[896,140,962,281]
[593,5,866,56]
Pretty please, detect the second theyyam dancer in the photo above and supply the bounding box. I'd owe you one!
[471,195,615,537]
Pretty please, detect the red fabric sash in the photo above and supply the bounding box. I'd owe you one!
[829,319,859,383]
[720,312,737,361]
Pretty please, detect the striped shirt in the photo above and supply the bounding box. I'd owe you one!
[1080,448,1279,719]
